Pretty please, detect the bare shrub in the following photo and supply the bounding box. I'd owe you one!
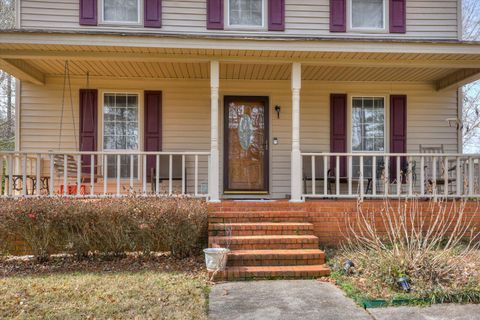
[0,197,208,260]
[337,198,480,296]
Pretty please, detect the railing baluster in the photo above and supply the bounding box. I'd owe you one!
[77,155,82,197]
[336,156,340,196]
[469,156,474,196]
[49,154,54,196]
[433,156,437,196]
[323,155,328,196]
[195,155,199,196]
[91,154,95,196]
[408,156,413,197]
[420,156,425,196]
[7,154,13,196]
[348,155,352,196]
[182,155,186,195]
[36,154,41,196]
[384,156,389,196]
[129,154,134,193]
[359,155,364,197]
[396,156,401,196]
[142,154,147,194]
[23,154,27,196]
[372,156,377,196]
[0,155,4,197]
[63,154,67,197]
[311,156,316,196]
[116,154,121,197]
[154,154,159,195]
[104,154,108,195]
[444,157,449,197]
[169,154,173,195]
[456,156,461,197]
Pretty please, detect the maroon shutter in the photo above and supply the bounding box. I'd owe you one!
[268,0,285,31]
[79,0,97,26]
[144,0,162,28]
[330,0,346,32]
[390,0,406,33]
[390,95,407,182]
[79,89,98,176]
[207,0,224,30]
[144,91,162,181]
[330,94,347,177]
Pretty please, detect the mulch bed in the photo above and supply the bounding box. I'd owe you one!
[0,253,207,278]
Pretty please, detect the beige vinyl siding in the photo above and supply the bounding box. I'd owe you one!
[19,78,458,198]
[19,0,459,40]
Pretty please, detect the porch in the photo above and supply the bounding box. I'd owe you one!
[2,35,480,201]
[2,150,480,201]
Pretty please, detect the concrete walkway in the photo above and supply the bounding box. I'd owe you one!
[209,280,480,320]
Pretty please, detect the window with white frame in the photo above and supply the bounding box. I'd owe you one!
[351,96,386,178]
[102,0,140,24]
[228,0,264,28]
[350,0,385,30]
[103,93,139,178]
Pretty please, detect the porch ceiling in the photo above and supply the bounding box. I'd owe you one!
[1,42,480,88]
[18,59,459,83]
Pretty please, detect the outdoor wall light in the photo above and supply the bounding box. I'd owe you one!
[275,105,281,119]
[397,277,411,292]
[343,260,355,274]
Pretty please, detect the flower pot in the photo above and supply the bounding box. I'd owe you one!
[203,248,230,271]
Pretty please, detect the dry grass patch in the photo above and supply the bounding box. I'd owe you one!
[0,272,208,320]
[0,254,209,319]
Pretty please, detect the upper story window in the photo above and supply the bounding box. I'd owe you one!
[101,0,141,24]
[227,0,265,29]
[350,0,386,31]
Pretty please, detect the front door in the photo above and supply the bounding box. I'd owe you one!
[224,96,269,194]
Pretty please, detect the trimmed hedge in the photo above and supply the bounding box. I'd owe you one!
[0,197,208,260]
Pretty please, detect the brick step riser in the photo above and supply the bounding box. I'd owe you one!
[209,230,314,236]
[227,258,325,267]
[209,209,307,213]
[209,217,310,223]
[209,211,309,217]
[211,270,330,281]
[211,243,319,250]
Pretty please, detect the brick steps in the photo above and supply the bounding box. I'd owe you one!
[211,265,331,281]
[209,222,314,236]
[209,235,319,250]
[209,211,311,223]
[207,204,330,281]
[227,249,325,266]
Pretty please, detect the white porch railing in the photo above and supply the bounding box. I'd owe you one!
[301,152,480,199]
[0,151,210,198]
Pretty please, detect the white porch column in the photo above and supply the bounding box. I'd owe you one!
[209,61,220,202]
[290,62,303,202]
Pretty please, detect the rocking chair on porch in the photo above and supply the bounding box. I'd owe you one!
[420,144,457,194]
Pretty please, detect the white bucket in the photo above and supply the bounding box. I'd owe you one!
[203,248,230,271]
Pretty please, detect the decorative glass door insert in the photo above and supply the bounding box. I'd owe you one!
[224,96,269,192]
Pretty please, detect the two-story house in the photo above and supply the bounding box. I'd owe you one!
[2,0,480,281]
[0,0,479,202]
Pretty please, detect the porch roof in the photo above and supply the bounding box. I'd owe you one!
[1,31,480,90]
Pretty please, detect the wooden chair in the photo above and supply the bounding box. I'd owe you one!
[419,144,456,194]
[302,156,332,194]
